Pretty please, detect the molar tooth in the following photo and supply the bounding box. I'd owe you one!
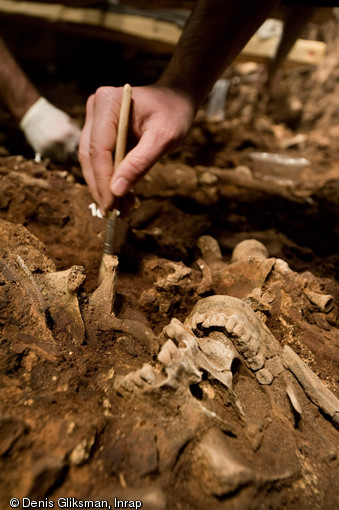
[129,372,145,388]
[243,337,259,358]
[213,314,228,327]
[140,363,156,384]
[192,313,206,330]
[202,316,214,328]
[121,378,135,392]
[236,331,251,346]
[202,314,227,329]
[164,322,176,340]
[164,318,187,343]
[247,353,265,371]
[158,339,177,366]
[233,324,243,337]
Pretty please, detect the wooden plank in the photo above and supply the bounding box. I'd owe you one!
[240,32,327,66]
[0,0,327,64]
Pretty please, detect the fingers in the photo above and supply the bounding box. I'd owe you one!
[79,94,102,208]
[89,88,120,210]
[79,85,195,214]
[111,125,169,197]
[79,87,121,212]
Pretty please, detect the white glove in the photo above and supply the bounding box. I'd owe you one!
[20,97,81,164]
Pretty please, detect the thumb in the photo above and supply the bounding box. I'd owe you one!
[110,128,169,196]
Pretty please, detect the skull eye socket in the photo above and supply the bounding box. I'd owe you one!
[231,358,242,382]
[231,358,241,374]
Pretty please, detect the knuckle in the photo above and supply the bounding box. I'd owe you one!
[88,140,101,160]
[154,125,179,150]
[78,147,87,165]
[128,153,151,177]
[94,86,110,101]
[94,86,121,109]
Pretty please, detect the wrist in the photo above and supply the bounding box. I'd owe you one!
[19,97,50,131]
[150,81,199,126]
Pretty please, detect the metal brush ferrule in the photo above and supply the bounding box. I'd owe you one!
[103,210,119,255]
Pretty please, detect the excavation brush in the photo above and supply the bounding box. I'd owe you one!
[98,84,132,285]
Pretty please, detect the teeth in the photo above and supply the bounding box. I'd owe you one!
[237,332,251,346]
[130,372,144,388]
[121,378,135,392]
[158,339,177,366]
[158,349,172,367]
[215,315,228,326]
[164,318,191,344]
[164,323,176,340]
[192,313,207,330]
[167,339,178,356]
[247,353,265,371]
[245,338,259,357]
[233,324,243,337]
[202,317,213,328]
[235,333,259,358]
[225,317,237,333]
[140,363,156,384]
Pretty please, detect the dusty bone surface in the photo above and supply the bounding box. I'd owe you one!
[115,293,339,505]
[118,291,339,427]
[196,236,339,377]
[0,220,158,356]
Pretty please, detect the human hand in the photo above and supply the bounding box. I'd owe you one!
[20,97,81,164]
[78,85,195,214]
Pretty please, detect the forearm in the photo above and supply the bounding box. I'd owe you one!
[157,0,281,110]
[0,37,39,121]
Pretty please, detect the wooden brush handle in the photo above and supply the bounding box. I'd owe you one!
[114,83,132,169]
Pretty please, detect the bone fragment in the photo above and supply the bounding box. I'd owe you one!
[304,290,334,313]
[286,384,302,416]
[89,254,118,316]
[282,345,339,427]
[166,261,191,283]
[120,319,159,356]
[197,235,223,264]
[274,258,291,275]
[36,266,86,345]
[196,258,213,295]
[256,368,274,385]
[16,255,47,314]
[8,170,52,190]
[69,435,96,466]
[232,239,269,262]
[185,295,278,372]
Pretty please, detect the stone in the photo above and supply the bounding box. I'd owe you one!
[69,435,96,466]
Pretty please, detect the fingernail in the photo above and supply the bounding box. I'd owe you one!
[111,177,129,196]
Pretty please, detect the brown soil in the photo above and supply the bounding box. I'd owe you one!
[0,15,338,510]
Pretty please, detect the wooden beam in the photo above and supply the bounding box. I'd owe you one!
[0,0,327,64]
